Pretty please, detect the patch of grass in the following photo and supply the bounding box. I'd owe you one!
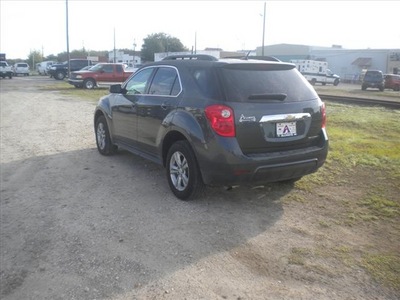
[326,103,400,171]
[361,192,399,219]
[282,193,307,203]
[362,254,400,289]
[298,102,400,191]
[288,247,312,265]
[39,81,109,101]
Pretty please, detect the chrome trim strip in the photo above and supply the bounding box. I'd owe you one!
[259,113,311,123]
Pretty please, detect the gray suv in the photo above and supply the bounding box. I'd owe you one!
[94,55,328,200]
[362,70,384,91]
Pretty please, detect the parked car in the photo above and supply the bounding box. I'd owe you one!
[94,55,328,200]
[384,74,400,91]
[13,62,30,76]
[68,63,134,89]
[361,70,384,91]
[37,61,55,75]
[48,59,93,80]
[0,61,13,78]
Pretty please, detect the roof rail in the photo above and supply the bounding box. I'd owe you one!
[240,56,280,61]
[162,54,218,61]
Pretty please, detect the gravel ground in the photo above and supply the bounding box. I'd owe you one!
[0,77,397,300]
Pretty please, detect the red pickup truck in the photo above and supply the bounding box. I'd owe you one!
[68,63,134,89]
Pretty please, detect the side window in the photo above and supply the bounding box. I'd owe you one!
[148,67,180,96]
[116,65,123,73]
[103,65,113,73]
[125,67,154,95]
[189,67,221,99]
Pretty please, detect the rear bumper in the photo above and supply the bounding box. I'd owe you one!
[196,129,329,186]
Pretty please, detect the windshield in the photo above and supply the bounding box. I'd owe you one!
[88,64,103,71]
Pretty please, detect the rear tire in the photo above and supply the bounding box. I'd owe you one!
[55,71,65,80]
[95,115,116,156]
[166,141,204,200]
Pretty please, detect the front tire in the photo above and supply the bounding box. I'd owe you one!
[95,115,116,155]
[333,79,339,86]
[166,141,204,200]
[84,78,96,89]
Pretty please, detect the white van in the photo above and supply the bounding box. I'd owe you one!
[38,61,55,75]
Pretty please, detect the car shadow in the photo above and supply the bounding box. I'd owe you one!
[0,148,294,299]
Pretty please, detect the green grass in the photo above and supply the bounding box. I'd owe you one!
[327,103,400,168]
[40,81,109,101]
[362,254,400,289]
[289,102,400,290]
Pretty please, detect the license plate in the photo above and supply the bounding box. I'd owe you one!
[276,122,297,137]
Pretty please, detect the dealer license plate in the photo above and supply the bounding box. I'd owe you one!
[276,122,297,137]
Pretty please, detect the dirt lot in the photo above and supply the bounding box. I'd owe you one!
[0,77,398,299]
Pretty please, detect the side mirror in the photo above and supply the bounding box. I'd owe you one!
[110,84,125,94]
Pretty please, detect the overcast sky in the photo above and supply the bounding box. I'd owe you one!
[1,0,399,59]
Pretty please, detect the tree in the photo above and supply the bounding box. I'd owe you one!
[27,50,43,68]
[141,32,188,62]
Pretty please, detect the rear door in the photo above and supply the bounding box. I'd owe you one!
[219,63,324,155]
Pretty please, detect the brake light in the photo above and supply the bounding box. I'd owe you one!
[205,105,235,137]
[321,102,327,128]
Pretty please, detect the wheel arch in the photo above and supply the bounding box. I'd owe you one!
[161,130,187,168]
[160,109,208,168]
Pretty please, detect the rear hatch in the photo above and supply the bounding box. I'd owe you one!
[218,62,324,155]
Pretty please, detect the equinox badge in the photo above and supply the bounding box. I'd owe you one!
[239,114,256,123]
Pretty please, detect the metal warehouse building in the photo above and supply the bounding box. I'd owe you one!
[257,44,400,82]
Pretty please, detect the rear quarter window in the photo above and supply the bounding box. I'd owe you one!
[188,67,222,99]
[220,64,318,102]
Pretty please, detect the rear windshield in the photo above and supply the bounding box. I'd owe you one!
[220,65,318,102]
[365,72,383,80]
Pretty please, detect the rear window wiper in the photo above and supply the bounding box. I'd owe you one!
[248,93,287,101]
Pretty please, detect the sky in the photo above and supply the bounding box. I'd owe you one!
[1,0,399,60]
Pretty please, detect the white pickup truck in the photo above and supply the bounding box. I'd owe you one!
[0,61,13,79]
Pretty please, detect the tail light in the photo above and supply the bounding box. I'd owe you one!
[321,102,326,128]
[205,105,235,137]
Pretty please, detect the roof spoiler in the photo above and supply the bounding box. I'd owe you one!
[162,54,218,61]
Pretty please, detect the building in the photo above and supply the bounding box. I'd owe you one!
[257,44,400,82]
[108,50,141,67]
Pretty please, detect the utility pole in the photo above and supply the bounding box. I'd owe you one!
[194,31,197,54]
[262,2,266,56]
[113,28,116,63]
[66,0,70,77]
